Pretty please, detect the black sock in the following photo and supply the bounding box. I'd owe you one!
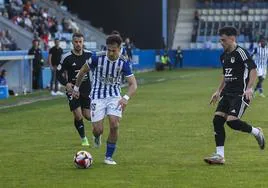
[226,119,252,133]
[74,119,85,138]
[213,115,226,146]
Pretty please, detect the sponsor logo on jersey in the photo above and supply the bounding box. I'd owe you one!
[231,57,235,63]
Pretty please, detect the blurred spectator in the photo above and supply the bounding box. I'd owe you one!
[28,39,44,89]
[0,69,7,85]
[124,37,133,61]
[0,30,17,51]
[175,46,183,68]
[0,69,15,95]
[203,38,212,49]
[241,3,249,15]
[194,10,199,22]
[160,53,172,70]
[48,38,63,96]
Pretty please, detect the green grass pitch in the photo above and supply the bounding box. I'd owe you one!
[0,69,268,188]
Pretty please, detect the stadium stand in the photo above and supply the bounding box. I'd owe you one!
[192,0,268,49]
[0,0,106,50]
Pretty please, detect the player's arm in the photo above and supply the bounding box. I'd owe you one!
[244,68,257,100]
[243,50,257,100]
[56,57,72,93]
[118,61,138,111]
[48,53,52,69]
[125,75,137,98]
[210,75,225,105]
[72,63,90,98]
[118,75,137,112]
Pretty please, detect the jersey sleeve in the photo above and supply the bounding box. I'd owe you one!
[86,54,98,69]
[236,49,256,70]
[56,54,69,86]
[244,51,256,70]
[122,61,133,77]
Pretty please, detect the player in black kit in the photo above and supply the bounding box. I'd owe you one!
[56,33,92,146]
[204,27,265,165]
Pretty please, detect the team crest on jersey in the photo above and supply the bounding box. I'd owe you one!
[231,57,235,63]
[57,64,62,70]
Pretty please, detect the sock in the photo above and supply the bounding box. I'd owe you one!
[216,146,224,157]
[213,115,226,146]
[105,142,116,158]
[251,127,260,136]
[74,119,85,138]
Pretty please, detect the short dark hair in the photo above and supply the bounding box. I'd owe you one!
[106,34,122,47]
[72,33,84,39]
[111,30,120,35]
[219,27,238,36]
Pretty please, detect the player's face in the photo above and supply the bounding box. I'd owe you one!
[219,34,235,51]
[107,43,120,61]
[260,40,266,47]
[72,37,84,52]
[55,40,60,47]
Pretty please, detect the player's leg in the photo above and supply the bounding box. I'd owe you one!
[81,95,91,121]
[104,115,120,165]
[104,97,122,165]
[225,96,265,149]
[204,96,228,165]
[72,107,89,146]
[258,76,265,96]
[90,98,106,148]
[67,94,89,146]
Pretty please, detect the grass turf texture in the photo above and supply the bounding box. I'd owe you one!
[0,69,267,188]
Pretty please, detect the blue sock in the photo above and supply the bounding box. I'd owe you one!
[105,142,116,158]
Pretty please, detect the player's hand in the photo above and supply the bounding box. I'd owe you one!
[209,91,220,105]
[66,83,74,95]
[72,90,80,99]
[117,98,128,112]
[243,88,253,101]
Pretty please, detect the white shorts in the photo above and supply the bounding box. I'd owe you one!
[257,67,267,78]
[90,96,122,122]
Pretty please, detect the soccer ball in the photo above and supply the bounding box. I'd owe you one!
[73,151,93,169]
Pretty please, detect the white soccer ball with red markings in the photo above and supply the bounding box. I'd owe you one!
[74,151,93,169]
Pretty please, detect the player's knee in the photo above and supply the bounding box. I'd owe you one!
[93,126,103,136]
[213,115,226,131]
[84,116,91,121]
[226,120,240,130]
[109,123,119,134]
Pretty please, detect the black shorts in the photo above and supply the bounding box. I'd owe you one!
[216,94,250,118]
[66,93,91,111]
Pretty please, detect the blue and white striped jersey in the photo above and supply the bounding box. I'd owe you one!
[253,46,268,70]
[87,53,133,99]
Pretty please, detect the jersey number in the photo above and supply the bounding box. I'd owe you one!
[225,68,232,77]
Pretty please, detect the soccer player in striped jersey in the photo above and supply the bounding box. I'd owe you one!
[56,33,92,146]
[73,34,137,165]
[252,38,268,97]
[204,27,265,165]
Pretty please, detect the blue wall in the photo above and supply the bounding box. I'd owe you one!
[183,49,223,68]
[132,49,223,70]
[1,49,224,91]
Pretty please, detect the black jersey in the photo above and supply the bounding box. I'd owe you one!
[56,50,92,97]
[220,45,256,95]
